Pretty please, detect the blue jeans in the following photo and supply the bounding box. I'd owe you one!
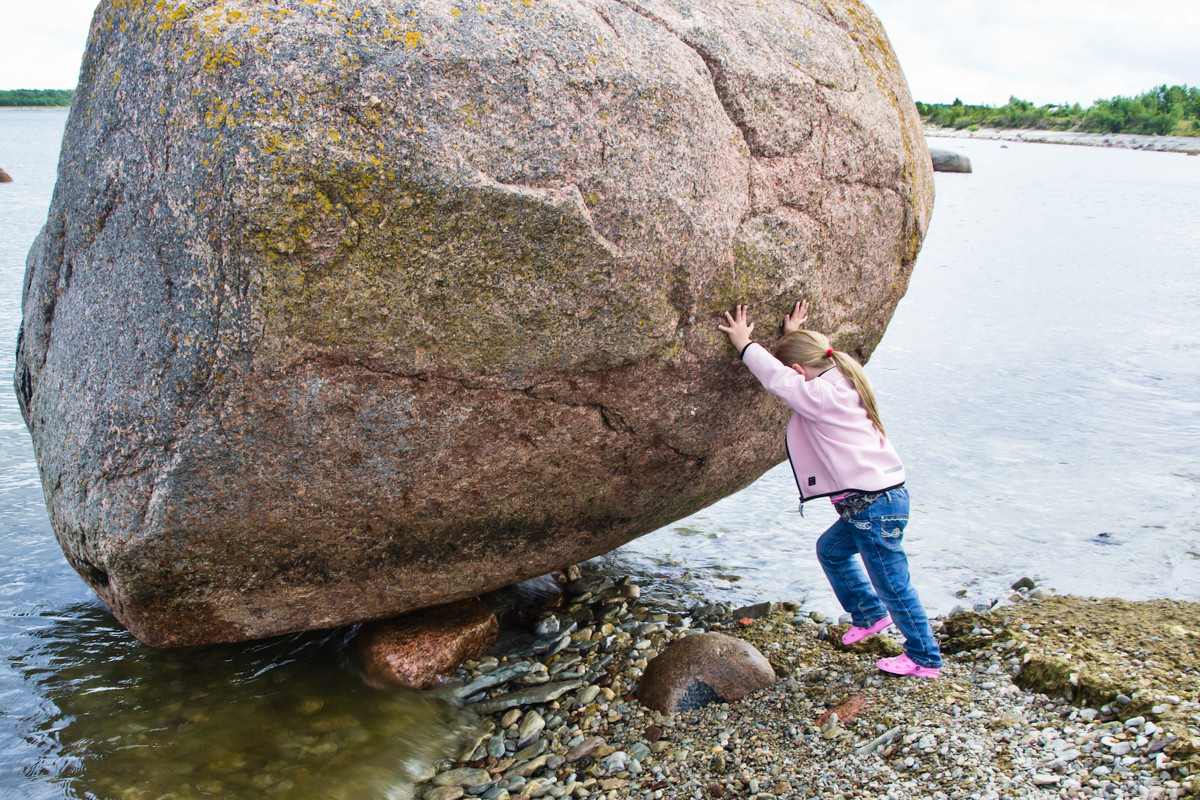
[815,488,942,668]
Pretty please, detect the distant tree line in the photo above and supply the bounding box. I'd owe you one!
[917,85,1200,137]
[0,89,74,107]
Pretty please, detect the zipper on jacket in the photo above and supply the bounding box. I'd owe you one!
[785,434,807,503]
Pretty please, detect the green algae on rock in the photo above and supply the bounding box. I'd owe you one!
[934,595,1200,787]
[948,596,1200,712]
[17,0,933,646]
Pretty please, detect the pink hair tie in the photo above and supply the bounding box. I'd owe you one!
[825,348,834,358]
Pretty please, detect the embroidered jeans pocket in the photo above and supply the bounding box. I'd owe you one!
[873,514,908,552]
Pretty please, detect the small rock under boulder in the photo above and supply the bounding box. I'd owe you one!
[356,598,498,690]
[636,632,775,713]
[930,148,973,173]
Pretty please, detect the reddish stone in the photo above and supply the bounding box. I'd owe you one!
[736,618,754,628]
[357,598,498,690]
[636,632,775,713]
[816,693,871,728]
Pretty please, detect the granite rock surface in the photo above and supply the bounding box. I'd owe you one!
[357,598,498,689]
[17,0,933,645]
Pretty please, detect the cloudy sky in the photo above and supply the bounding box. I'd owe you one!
[1,0,1197,106]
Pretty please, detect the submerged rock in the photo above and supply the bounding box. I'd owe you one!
[929,147,972,173]
[17,0,933,646]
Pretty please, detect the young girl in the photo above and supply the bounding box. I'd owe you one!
[718,301,942,677]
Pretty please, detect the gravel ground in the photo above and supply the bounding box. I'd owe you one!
[419,577,1200,800]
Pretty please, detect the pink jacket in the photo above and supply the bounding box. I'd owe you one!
[741,342,905,502]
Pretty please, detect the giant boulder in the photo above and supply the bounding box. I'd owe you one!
[16,0,933,646]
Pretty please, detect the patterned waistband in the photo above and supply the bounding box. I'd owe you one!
[832,490,885,520]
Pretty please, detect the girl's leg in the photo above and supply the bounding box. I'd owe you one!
[850,488,942,668]
[816,516,889,628]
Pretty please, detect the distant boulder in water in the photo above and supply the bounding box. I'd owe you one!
[0,168,13,183]
[930,148,973,173]
[16,0,934,647]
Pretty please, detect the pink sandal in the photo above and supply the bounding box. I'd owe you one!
[877,654,940,678]
[841,615,894,645]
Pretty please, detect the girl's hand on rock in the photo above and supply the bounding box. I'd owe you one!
[718,305,755,352]
[782,299,809,335]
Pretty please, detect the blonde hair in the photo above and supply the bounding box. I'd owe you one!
[775,331,887,437]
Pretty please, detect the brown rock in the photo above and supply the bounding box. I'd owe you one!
[816,693,871,728]
[423,788,464,800]
[636,632,775,713]
[565,736,608,763]
[0,168,13,183]
[18,0,933,646]
[356,598,497,690]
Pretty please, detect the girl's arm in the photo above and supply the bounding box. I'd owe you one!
[719,305,826,420]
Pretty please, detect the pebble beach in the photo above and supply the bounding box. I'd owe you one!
[418,576,1200,800]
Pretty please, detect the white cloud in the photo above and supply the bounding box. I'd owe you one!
[0,0,1196,106]
[868,0,1200,106]
[0,0,97,90]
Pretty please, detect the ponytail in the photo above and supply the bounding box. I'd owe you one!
[830,350,886,438]
[774,331,886,437]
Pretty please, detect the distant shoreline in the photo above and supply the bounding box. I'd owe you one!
[926,125,1200,154]
[5,110,1198,154]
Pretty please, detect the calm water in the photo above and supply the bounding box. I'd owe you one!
[2,109,1199,798]
[610,135,1200,614]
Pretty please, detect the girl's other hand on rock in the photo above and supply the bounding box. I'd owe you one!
[782,299,809,335]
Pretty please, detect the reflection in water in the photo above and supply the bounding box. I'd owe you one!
[9,604,476,800]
